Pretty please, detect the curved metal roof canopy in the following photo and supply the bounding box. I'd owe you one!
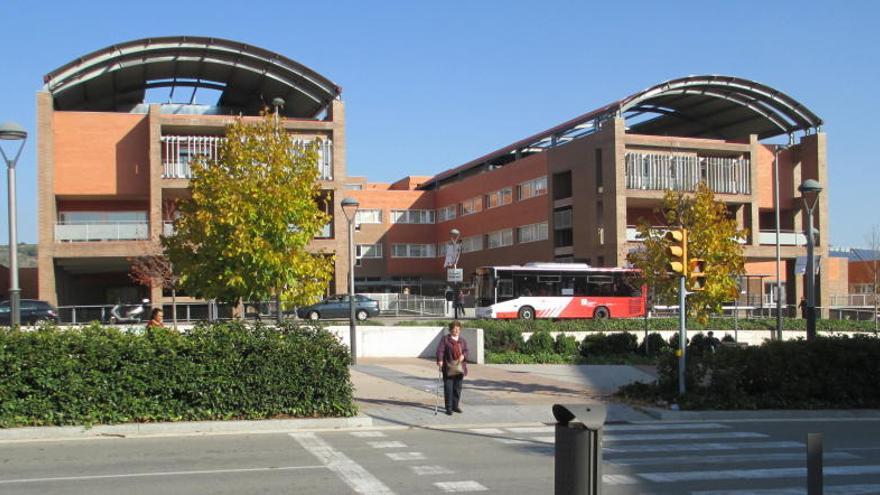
[43,36,341,118]
[421,75,822,189]
[620,75,822,140]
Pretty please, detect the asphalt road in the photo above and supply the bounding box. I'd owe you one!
[1,419,879,494]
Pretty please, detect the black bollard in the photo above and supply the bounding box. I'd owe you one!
[553,403,606,495]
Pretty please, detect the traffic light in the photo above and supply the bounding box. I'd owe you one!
[688,259,707,291]
[664,229,688,277]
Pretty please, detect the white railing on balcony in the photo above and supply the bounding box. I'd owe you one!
[625,152,750,194]
[161,135,333,180]
[626,225,746,244]
[55,222,149,242]
[758,231,807,246]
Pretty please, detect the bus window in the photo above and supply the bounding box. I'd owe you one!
[475,271,494,307]
[615,272,643,297]
[514,274,539,297]
[587,274,614,296]
[498,279,514,301]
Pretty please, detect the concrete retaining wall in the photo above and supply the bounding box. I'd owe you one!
[327,326,484,364]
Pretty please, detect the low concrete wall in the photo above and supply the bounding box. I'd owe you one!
[523,329,872,347]
[327,326,484,364]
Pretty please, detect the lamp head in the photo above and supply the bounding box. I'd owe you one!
[449,228,461,240]
[341,197,360,220]
[0,122,27,141]
[798,179,822,195]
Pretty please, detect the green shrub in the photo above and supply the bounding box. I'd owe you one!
[580,332,637,357]
[0,321,357,427]
[554,333,580,355]
[486,351,579,364]
[523,330,555,355]
[638,332,668,356]
[634,335,880,409]
[485,325,525,353]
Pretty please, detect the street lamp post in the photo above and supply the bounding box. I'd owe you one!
[341,197,360,364]
[799,179,822,341]
[0,122,28,327]
[449,228,461,318]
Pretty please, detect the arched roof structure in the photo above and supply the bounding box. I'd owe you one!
[421,75,822,189]
[43,36,341,118]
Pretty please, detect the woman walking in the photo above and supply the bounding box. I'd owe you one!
[436,320,469,416]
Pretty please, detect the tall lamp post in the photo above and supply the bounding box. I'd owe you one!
[341,197,360,364]
[0,122,27,327]
[799,179,822,341]
[449,228,461,318]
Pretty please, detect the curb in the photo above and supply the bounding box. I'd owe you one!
[0,415,373,442]
[636,406,880,421]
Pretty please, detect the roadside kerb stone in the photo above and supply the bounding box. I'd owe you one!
[0,416,373,442]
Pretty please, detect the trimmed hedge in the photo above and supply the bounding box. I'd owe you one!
[623,334,880,409]
[0,321,357,427]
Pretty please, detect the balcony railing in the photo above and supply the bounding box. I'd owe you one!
[758,230,807,246]
[627,226,746,244]
[625,152,750,194]
[56,222,149,242]
[161,135,334,180]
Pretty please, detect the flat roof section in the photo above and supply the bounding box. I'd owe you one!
[421,75,823,189]
[43,36,341,119]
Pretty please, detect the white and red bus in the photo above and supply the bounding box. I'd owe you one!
[474,263,646,319]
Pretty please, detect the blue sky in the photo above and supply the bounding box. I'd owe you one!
[0,0,877,247]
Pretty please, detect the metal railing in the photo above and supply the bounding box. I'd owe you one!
[161,135,334,180]
[55,222,149,242]
[830,294,879,307]
[360,293,447,317]
[625,152,750,194]
[56,302,235,324]
[758,231,807,246]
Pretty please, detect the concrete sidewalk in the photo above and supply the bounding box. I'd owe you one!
[350,358,658,426]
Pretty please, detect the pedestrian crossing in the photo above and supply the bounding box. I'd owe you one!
[464,421,880,494]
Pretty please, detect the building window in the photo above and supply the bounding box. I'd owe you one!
[345,183,363,190]
[355,209,383,224]
[437,205,457,222]
[459,196,484,217]
[487,229,514,249]
[517,176,548,201]
[486,187,513,209]
[554,207,572,230]
[595,148,603,191]
[356,244,383,259]
[518,222,549,244]
[391,243,436,258]
[461,235,483,253]
[391,209,435,224]
[553,171,572,200]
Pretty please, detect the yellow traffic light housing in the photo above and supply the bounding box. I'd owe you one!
[688,259,707,291]
[664,229,688,276]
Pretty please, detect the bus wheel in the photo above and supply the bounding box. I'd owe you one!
[593,307,610,320]
[518,306,535,320]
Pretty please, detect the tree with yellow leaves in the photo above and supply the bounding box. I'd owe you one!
[163,109,334,306]
[627,182,746,321]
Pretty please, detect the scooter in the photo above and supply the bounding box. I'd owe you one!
[107,299,150,324]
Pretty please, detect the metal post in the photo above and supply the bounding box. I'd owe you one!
[774,145,783,341]
[678,275,686,395]
[348,216,357,365]
[7,164,19,326]
[807,433,823,495]
[805,207,817,341]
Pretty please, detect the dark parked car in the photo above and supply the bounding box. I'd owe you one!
[296,295,380,321]
[0,299,58,326]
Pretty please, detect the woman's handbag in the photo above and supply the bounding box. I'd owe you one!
[446,358,464,376]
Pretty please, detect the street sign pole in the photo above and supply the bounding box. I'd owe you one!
[678,274,686,396]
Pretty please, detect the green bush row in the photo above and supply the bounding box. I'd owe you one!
[620,334,880,409]
[0,321,357,428]
[427,317,878,332]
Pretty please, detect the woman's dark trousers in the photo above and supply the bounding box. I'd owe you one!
[443,373,463,412]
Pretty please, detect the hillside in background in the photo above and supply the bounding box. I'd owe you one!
[0,244,37,268]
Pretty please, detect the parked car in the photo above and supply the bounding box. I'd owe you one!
[0,299,58,326]
[296,295,380,321]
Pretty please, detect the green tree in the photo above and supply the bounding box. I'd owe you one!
[627,182,746,321]
[163,110,334,306]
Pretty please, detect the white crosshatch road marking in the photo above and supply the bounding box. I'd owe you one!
[637,464,880,483]
[367,441,407,449]
[604,440,804,453]
[434,480,488,492]
[289,432,394,495]
[602,474,639,485]
[350,431,387,438]
[692,483,880,495]
[607,451,859,466]
[0,466,326,485]
[386,452,426,461]
[467,428,504,435]
[411,465,454,475]
[604,431,767,442]
[506,426,554,434]
[604,422,729,432]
